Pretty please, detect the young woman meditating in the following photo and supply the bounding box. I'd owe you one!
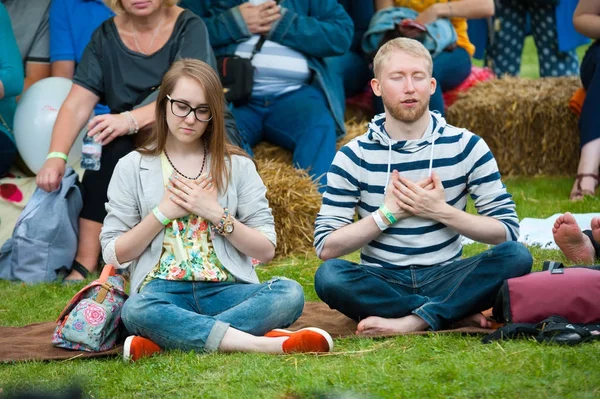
[100,59,333,361]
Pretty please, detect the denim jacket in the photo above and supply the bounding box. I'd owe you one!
[180,0,354,137]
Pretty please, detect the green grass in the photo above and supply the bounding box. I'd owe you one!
[1,38,599,399]
[1,177,599,399]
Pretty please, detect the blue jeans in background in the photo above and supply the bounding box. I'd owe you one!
[122,277,305,352]
[429,46,472,115]
[374,46,471,116]
[232,85,337,192]
[314,241,532,330]
[326,51,371,100]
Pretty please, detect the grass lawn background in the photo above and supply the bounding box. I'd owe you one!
[1,38,598,399]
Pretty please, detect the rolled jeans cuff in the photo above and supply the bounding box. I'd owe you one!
[413,308,437,331]
[204,320,230,352]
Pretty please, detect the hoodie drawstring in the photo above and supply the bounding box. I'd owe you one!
[383,137,392,194]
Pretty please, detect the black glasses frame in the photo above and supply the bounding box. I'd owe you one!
[166,95,213,122]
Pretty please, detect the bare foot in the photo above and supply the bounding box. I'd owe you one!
[356,315,429,336]
[552,212,595,263]
[451,313,492,329]
[592,217,600,248]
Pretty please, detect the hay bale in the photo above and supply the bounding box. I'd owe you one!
[446,76,581,176]
[255,158,322,258]
[252,118,369,163]
[254,119,370,258]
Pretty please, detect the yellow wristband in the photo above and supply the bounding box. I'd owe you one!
[47,152,68,162]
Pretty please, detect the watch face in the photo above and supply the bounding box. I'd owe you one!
[224,223,234,234]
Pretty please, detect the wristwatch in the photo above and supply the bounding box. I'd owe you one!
[222,215,235,236]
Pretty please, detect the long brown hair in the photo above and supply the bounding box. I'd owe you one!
[138,58,248,193]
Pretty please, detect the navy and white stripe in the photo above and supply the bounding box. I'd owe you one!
[314,112,519,268]
[235,35,310,97]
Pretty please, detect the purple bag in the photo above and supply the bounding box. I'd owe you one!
[493,262,600,324]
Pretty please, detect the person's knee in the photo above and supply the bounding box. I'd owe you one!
[314,260,346,299]
[496,241,533,277]
[273,278,305,310]
[121,294,150,331]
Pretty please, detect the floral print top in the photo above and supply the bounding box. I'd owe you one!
[144,153,233,285]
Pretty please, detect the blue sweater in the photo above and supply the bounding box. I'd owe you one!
[0,3,24,144]
[314,112,519,268]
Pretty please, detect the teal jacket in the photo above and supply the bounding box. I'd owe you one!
[0,3,24,144]
[180,0,353,137]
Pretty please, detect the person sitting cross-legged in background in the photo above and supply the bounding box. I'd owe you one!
[181,0,353,191]
[313,38,533,335]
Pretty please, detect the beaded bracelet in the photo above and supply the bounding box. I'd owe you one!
[121,111,139,135]
[214,208,230,235]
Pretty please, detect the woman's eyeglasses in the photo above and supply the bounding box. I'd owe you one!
[166,95,212,122]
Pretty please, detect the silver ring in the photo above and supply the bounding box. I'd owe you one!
[106,127,113,134]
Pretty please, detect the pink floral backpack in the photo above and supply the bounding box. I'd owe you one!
[52,264,128,352]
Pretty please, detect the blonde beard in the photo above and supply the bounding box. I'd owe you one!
[382,96,429,123]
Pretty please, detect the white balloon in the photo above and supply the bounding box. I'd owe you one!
[13,77,94,174]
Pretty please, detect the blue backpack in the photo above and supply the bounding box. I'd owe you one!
[0,167,82,283]
[362,7,458,58]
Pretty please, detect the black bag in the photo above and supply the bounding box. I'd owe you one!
[217,35,267,106]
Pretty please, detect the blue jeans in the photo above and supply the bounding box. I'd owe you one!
[122,277,305,352]
[314,241,532,330]
[430,46,472,115]
[232,85,337,191]
[373,46,471,116]
[326,51,371,99]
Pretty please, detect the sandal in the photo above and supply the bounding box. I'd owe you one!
[570,173,599,201]
[59,260,91,284]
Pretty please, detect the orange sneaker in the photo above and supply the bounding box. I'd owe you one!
[265,327,334,353]
[123,336,161,362]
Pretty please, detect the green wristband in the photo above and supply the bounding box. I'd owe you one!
[152,207,172,226]
[47,152,68,162]
[379,204,398,225]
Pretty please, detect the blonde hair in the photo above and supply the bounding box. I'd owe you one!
[373,38,433,78]
[138,59,248,193]
[104,0,179,14]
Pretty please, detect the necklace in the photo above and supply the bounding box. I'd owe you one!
[129,14,164,54]
[164,145,208,180]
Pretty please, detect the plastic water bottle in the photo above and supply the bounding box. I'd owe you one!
[81,135,102,171]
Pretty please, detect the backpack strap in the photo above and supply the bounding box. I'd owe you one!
[481,323,540,344]
[94,265,117,304]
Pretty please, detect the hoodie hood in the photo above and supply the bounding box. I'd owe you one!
[366,111,447,192]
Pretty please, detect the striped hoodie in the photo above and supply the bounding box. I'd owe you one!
[314,112,519,268]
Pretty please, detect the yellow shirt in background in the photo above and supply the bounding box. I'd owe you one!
[393,0,475,56]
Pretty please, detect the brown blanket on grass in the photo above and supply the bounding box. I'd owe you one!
[0,302,495,363]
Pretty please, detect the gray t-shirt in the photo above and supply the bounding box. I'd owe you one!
[73,10,216,113]
[3,0,50,64]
